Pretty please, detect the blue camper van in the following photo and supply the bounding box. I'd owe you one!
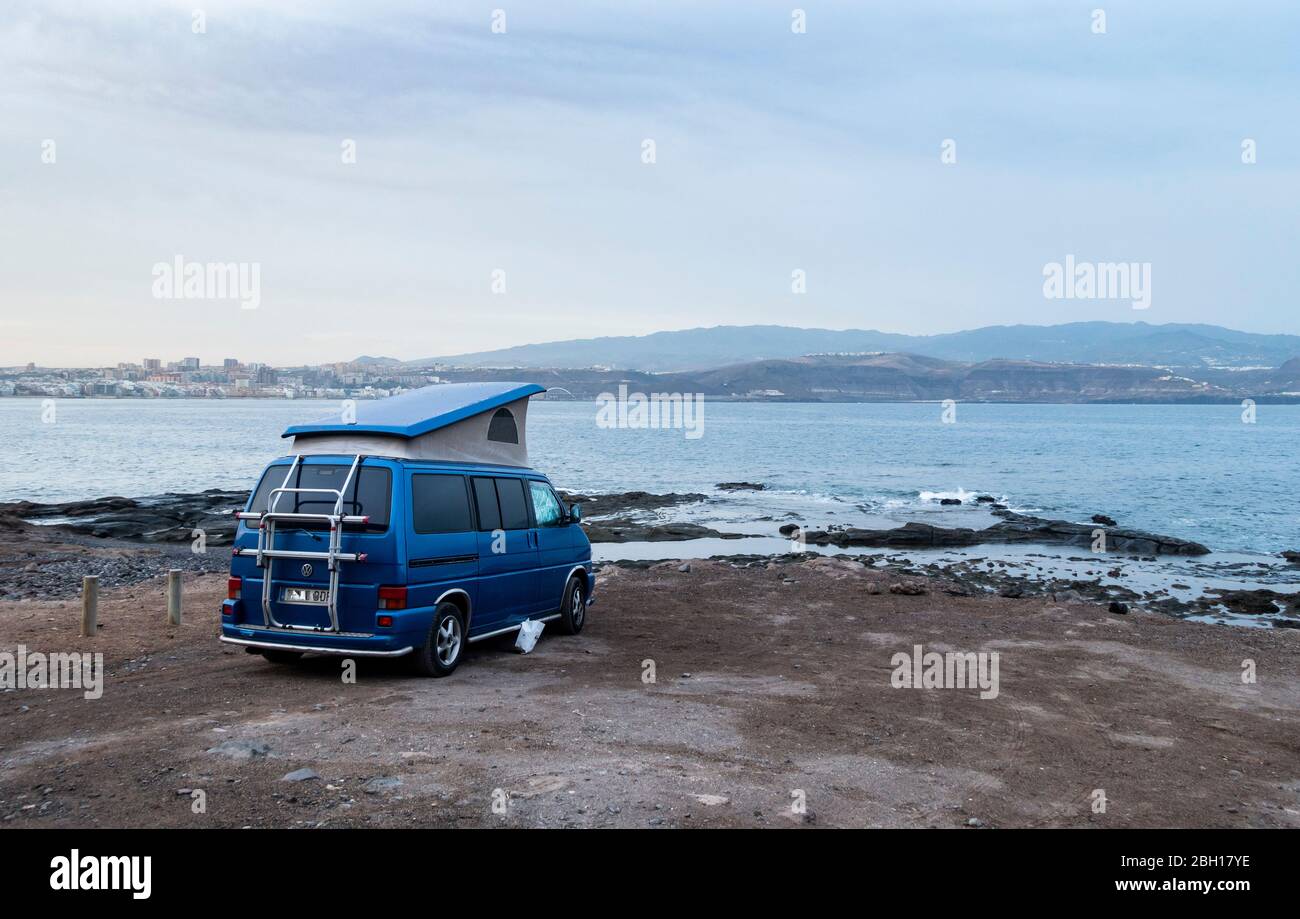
[220,382,593,676]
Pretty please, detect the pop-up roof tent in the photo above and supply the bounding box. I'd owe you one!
[282,382,547,467]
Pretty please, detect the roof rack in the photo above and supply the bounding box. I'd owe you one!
[232,454,369,633]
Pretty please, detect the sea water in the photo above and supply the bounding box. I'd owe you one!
[3,398,1296,558]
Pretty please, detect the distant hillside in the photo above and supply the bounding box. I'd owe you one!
[662,354,1238,403]
[403,322,1300,373]
[412,352,1300,404]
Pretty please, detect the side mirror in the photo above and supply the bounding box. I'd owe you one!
[568,503,582,523]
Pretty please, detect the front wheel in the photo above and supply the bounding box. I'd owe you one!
[557,577,586,635]
[413,602,466,677]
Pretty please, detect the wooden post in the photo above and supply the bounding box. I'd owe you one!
[81,575,98,637]
[167,569,182,625]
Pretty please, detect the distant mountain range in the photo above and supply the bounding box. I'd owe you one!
[401,322,1300,373]
[412,353,1300,404]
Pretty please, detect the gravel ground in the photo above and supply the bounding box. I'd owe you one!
[1,556,1297,829]
[0,524,226,601]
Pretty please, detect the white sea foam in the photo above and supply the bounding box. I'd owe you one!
[917,488,979,503]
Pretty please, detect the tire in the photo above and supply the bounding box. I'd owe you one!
[556,576,586,635]
[413,602,466,677]
[260,649,303,665]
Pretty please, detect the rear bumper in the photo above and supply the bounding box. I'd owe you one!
[220,627,414,658]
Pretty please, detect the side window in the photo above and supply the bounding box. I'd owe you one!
[411,474,472,534]
[495,477,531,530]
[529,482,563,527]
[471,477,501,532]
[487,408,519,444]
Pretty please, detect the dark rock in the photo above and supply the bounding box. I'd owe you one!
[1092,514,1118,527]
[1282,551,1300,564]
[0,496,139,518]
[798,512,1208,556]
[582,521,745,543]
[1108,601,1129,614]
[1,490,244,544]
[974,495,997,504]
[565,491,706,518]
[716,482,766,491]
[1204,589,1287,616]
[777,523,801,536]
[939,498,962,506]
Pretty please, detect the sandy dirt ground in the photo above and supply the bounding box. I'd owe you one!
[1,557,1297,828]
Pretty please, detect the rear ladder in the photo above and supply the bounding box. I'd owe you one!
[233,454,370,632]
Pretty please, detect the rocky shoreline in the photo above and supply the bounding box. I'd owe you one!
[560,491,748,543]
[2,486,1296,627]
[1,490,246,544]
[786,508,1210,556]
[0,487,1214,555]
[598,552,1299,629]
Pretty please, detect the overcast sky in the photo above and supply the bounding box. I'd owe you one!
[2,0,1298,366]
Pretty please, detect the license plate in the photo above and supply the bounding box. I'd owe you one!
[281,587,330,605]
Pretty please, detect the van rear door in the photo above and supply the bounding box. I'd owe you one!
[238,460,397,633]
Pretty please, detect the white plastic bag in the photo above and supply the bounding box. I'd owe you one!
[515,619,545,654]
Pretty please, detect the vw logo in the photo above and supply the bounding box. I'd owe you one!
[301,563,314,577]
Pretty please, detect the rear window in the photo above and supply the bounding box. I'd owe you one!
[249,463,392,531]
[412,474,473,534]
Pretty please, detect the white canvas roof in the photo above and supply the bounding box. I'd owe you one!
[282,383,545,467]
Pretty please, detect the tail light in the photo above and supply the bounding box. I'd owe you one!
[227,577,242,600]
[376,615,394,628]
[377,586,407,610]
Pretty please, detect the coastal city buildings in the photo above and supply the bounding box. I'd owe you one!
[0,357,445,400]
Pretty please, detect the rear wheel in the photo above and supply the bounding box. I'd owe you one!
[557,577,586,635]
[413,602,466,677]
[260,649,303,665]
